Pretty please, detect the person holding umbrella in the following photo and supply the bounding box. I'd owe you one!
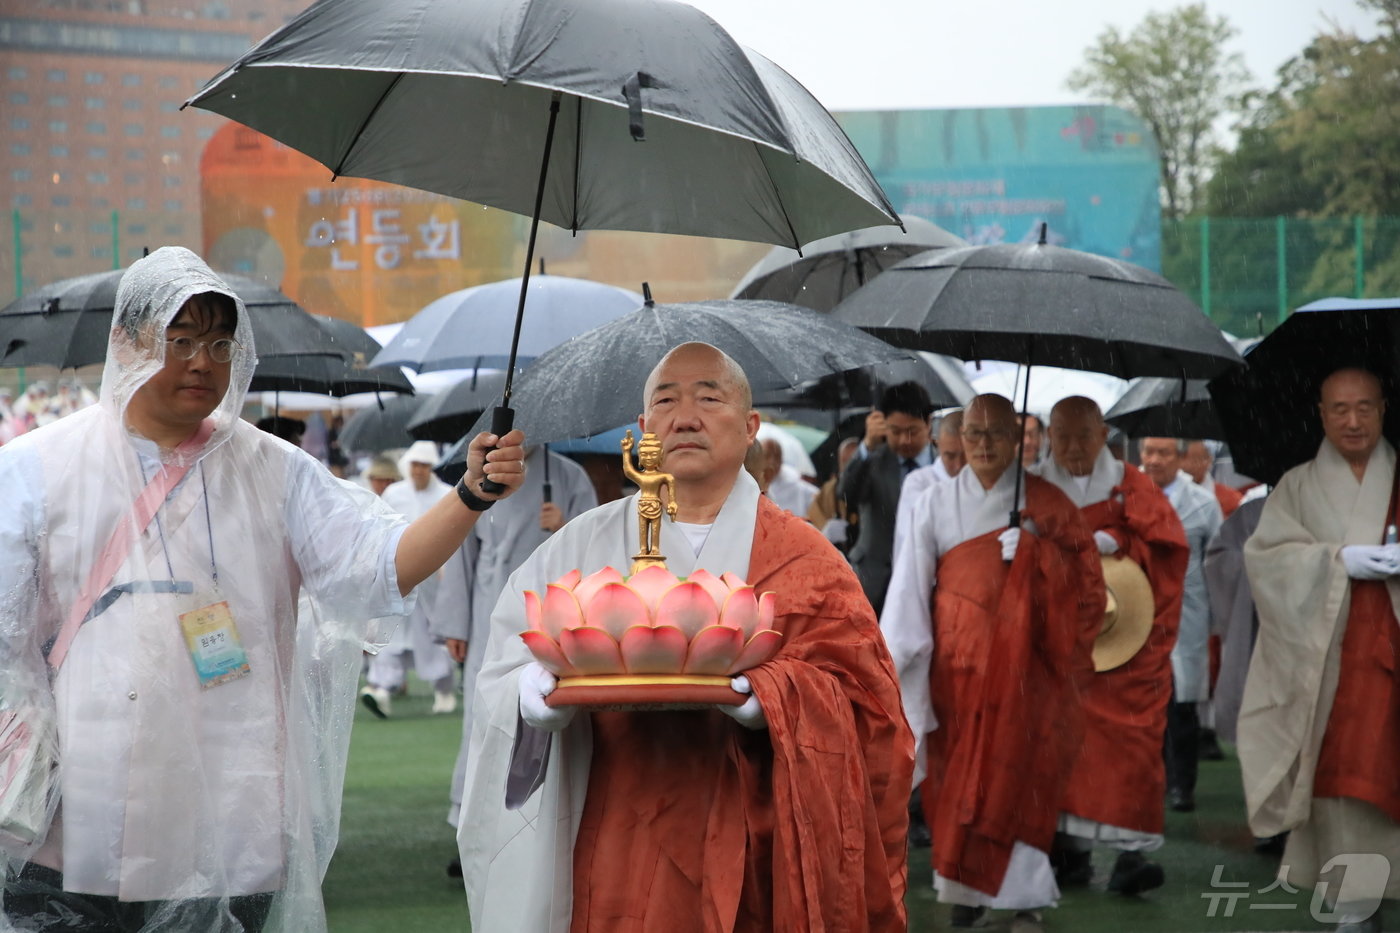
[1032,396,1188,897]
[882,394,1104,932]
[1240,367,1400,932]
[0,248,525,932]
[458,342,912,932]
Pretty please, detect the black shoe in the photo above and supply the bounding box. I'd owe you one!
[949,904,986,928]
[1168,788,1196,812]
[1199,728,1225,761]
[1254,832,1288,856]
[1049,833,1094,886]
[908,809,932,849]
[1107,850,1165,895]
[446,857,462,879]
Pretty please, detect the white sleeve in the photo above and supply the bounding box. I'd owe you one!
[879,485,939,782]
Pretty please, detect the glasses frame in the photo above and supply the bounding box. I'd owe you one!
[165,336,240,364]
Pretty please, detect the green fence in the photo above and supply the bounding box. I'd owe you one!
[1163,216,1400,339]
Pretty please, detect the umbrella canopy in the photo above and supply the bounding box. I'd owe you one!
[337,393,426,453]
[185,0,898,250]
[407,371,508,443]
[1208,297,1400,486]
[732,214,966,311]
[830,237,1243,379]
[754,351,975,412]
[372,276,641,373]
[0,268,340,369]
[1104,378,1219,440]
[253,314,413,397]
[438,298,910,464]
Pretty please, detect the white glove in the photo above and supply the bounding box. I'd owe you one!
[719,675,768,730]
[1342,544,1400,581]
[1094,530,1120,555]
[998,527,1021,562]
[518,661,577,732]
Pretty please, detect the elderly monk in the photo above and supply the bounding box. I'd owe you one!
[1241,367,1400,932]
[458,342,913,933]
[1033,397,1187,896]
[1184,440,1243,518]
[882,394,1103,932]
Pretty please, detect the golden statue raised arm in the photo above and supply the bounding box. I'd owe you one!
[622,429,677,574]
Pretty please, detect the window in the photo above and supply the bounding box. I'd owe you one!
[159,101,180,113]
[196,126,215,140]
[10,143,31,156]
[123,123,143,137]
[125,197,146,210]
[162,207,182,219]
[53,245,75,258]
[89,221,109,234]
[11,117,30,130]
[87,146,107,159]
[85,122,107,135]
[47,95,68,107]
[51,196,71,208]
[48,120,67,133]
[87,171,108,184]
[122,74,141,88]
[84,72,104,85]
[160,125,180,138]
[50,145,69,157]
[127,223,147,234]
[11,169,31,182]
[85,97,104,110]
[46,69,67,83]
[124,147,144,160]
[123,99,141,111]
[158,76,178,89]
[91,245,110,259]
[92,196,109,208]
[162,175,181,188]
[8,67,27,80]
[123,172,143,186]
[9,92,28,105]
[13,194,33,207]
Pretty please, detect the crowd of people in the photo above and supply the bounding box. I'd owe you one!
[0,247,1395,933]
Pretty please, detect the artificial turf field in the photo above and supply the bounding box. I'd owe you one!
[325,679,1383,932]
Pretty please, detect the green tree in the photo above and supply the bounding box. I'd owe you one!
[1067,4,1251,219]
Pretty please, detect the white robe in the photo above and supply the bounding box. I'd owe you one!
[457,471,761,933]
[767,462,818,517]
[1240,439,1400,899]
[1164,470,1223,702]
[436,449,597,825]
[881,466,1057,909]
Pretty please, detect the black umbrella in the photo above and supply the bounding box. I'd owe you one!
[406,372,509,444]
[337,394,427,454]
[186,0,900,491]
[252,315,414,397]
[831,225,1243,524]
[1105,378,1220,440]
[1208,297,1400,486]
[437,293,909,471]
[731,214,966,312]
[0,268,341,368]
[753,351,974,412]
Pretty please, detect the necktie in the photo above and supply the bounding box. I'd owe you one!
[902,458,918,477]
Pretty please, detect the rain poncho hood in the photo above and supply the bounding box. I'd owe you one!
[0,248,411,931]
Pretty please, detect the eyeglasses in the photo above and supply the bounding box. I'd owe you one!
[166,336,239,363]
[960,427,1015,444]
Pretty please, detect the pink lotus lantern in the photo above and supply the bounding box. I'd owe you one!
[520,565,782,708]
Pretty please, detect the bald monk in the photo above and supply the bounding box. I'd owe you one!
[1241,367,1400,932]
[1184,440,1243,518]
[1034,396,1188,895]
[882,394,1104,932]
[459,342,913,933]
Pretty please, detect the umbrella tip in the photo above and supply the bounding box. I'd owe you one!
[1037,222,1048,246]
[539,257,546,276]
[642,282,653,307]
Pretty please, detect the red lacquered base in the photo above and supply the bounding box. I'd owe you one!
[544,674,745,711]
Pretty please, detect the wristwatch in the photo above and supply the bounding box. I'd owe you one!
[456,479,496,512]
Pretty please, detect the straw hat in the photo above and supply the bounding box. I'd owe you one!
[1093,555,1156,672]
[366,455,402,482]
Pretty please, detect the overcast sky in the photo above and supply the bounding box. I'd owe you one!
[684,0,1380,112]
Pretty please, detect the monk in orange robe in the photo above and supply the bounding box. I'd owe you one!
[1035,396,1187,895]
[1241,368,1400,931]
[459,343,913,933]
[882,394,1103,932]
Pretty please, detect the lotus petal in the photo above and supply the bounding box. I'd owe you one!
[683,624,743,675]
[555,568,583,591]
[627,565,679,614]
[524,589,543,633]
[720,571,748,592]
[620,625,688,674]
[542,584,584,639]
[757,591,777,631]
[729,628,783,674]
[520,630,577,676]
[686,568,732,611]
[719,587,759,636]
[560,626,625,675]
[574,566,624,610]
[657,581,720,639]
[584,583,650,640]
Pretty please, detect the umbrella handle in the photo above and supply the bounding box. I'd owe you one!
[477,406,514,495]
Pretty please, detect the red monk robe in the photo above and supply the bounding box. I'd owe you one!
[1214,482,1243,519]
[571,497,914,933]
[922,475,1104,896]
[1061,463,1188,834]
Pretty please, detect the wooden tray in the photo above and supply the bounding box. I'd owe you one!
[545,674,745,711]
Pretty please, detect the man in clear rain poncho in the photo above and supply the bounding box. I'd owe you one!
[0,247,524,932]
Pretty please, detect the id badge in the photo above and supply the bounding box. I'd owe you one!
[178,600,251,689]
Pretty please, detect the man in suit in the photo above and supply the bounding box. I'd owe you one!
[839,381,935,614]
